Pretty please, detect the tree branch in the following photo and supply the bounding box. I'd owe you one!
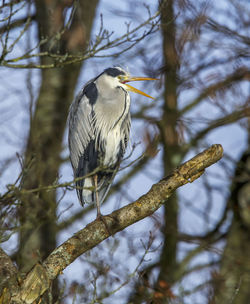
[180,68,250,115]
[6,144,223,303]
[1,9,160,69]
[189,107,250,148]
[0,248,19,301]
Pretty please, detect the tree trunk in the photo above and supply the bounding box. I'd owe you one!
[17,0,99,300]
[212,135,250,303]
[154,1,181,301]
[128,1,181,302]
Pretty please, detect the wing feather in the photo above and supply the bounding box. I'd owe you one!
[68,88,97,205]
[68,90,94,171]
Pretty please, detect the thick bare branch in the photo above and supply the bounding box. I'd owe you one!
[9,144,223,304]
[0,248,18,302]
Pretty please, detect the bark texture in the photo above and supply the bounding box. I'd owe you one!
[16,0,99,302]
[0,144,223,304]
[158,0,180,289]
[18,0,99,273]
[212,143,250,303]
[129,2,181,301]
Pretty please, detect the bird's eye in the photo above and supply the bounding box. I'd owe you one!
[118,75,127,84]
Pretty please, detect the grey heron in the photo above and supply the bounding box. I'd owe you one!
[68,67,156,218]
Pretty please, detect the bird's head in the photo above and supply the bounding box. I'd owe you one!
[97,67,157,99]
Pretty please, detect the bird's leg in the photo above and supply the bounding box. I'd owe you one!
[93,174,112,236]
[94,174,101,218]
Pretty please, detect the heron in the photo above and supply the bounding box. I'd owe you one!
[68,66,156,220]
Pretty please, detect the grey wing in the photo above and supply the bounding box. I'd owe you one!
[68,91,94,171]
[68,90,96,205]
[120,112,131,158]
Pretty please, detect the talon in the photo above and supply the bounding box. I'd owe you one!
[96,213,113,236]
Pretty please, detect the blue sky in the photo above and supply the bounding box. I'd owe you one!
[0,0,249,302]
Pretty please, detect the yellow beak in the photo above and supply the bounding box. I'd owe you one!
[120,76,157,99]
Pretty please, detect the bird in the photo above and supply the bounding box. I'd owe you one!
[68,66,156,219]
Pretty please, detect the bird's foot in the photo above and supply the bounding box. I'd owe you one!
[96,213,113,236]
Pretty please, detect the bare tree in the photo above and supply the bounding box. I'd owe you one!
[0,0,250,303]
[211,125,250,303]
[128,0,250,302]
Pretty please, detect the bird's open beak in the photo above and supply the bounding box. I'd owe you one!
[120,76,157,99]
